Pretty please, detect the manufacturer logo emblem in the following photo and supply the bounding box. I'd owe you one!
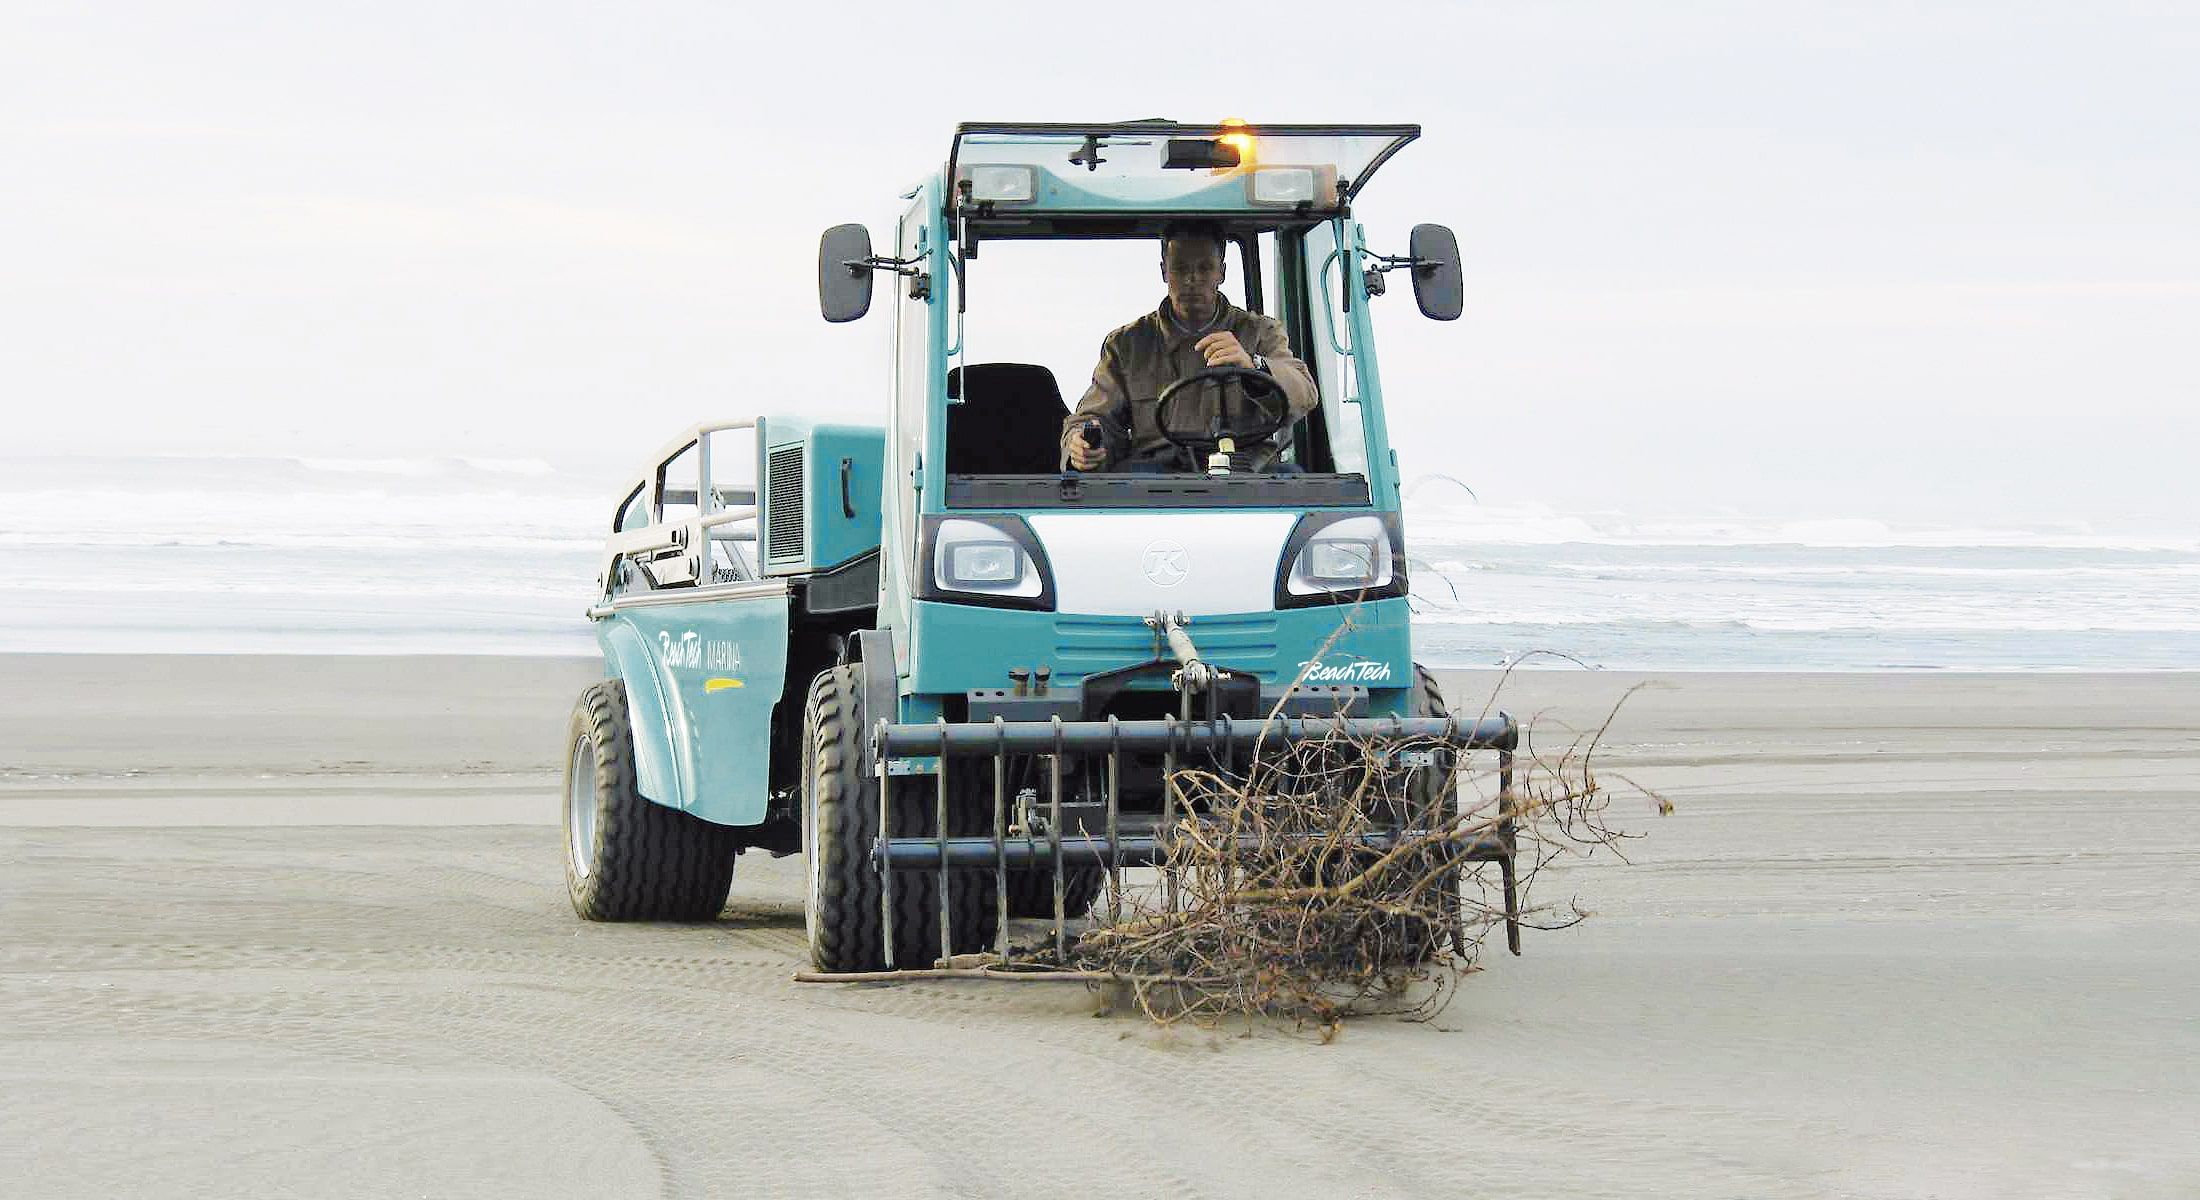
[1142,540,1189,588]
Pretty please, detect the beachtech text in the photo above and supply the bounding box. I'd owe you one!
[1297,660,1395,684]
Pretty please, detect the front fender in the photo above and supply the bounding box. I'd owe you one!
[593,584,792,826]
[600,620,685,811]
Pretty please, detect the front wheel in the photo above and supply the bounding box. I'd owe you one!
[801,664,996,972]
[564,679,738,921]
[1004,866,1105,920]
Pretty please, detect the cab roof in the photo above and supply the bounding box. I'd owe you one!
[945,121,1419,220]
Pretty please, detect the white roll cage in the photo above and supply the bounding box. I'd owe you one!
[596,419,764,598]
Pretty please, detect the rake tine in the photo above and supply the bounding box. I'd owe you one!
[1499,734,1521,955]
[1443,737,1466,957]
[936,716,951,968]
[1049,715,1066,962]
[876,718,894,970]
[1217,715,1237,894]
[1106,716,1122,927]
[1500,850,1522,957]
[1162,712,1179,914]
[993,716,1007,964]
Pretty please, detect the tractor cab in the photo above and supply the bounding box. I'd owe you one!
[826,123,1456,483]
[818,121,1464,730]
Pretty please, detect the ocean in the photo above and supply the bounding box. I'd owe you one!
[5,455,2195,670]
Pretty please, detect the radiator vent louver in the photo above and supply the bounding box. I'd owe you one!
[765,444,807,565]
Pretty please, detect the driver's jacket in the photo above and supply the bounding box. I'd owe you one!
[1060,296,1319,471]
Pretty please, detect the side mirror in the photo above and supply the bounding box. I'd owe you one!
[818,223,875,323]
[1408,223,1464,321]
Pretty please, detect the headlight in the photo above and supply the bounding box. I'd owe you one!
[1250,168,1313,204]
[1279,513,1404,606]
[961,164,1036,204]
[1302,535,1382,586]
[946,539,1022,586]
[924,516,1051,608]
[1247,166,1337,208]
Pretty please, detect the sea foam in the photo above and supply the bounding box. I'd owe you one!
[2,455,2195,666]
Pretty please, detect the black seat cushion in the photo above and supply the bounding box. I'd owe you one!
[946,363,1071,475]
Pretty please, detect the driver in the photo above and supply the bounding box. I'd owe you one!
[1061,222,1318,472]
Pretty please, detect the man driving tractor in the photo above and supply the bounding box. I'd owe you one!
[1060,221,1320,472]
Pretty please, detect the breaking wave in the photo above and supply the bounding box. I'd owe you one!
[2,455,2196,664]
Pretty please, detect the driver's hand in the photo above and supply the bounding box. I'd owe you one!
[1195,331,1253,369]
[1066,433,1106,471]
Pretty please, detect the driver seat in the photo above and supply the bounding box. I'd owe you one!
[945,363,1069,475]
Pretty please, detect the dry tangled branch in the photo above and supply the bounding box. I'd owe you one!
[1042,685,1657,1038]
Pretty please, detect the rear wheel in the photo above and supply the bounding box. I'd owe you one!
[564,679,739,921]
[802,664,997,972]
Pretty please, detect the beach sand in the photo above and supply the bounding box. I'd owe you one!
[3,655,2196,1198]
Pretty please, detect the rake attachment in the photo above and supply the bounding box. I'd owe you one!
[867,711,1520,971]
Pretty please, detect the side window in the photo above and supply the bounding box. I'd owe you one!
[658,442,700,525]
[1301,221,1366,474]
[894,213,929,463]
[890,207,930,560]
[614,483,648,532]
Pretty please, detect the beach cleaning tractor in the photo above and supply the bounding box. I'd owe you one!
[562,121,1519,971]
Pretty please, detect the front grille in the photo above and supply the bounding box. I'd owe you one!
[765,445,806,565]
[1054,614,1282,680]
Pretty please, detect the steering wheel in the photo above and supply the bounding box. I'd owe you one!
[1152,366,1291,471]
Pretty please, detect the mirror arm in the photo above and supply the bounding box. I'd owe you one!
[846,254,924,278]
[1365,252,1434,274]
[1360,252,1422,299]
[1361,251,1447,299]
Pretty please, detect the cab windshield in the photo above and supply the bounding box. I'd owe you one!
[936,221,1371,508]
[926,123,1412,508]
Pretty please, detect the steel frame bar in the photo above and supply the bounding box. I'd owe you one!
[872,829,1513,872]
[880,714,1515,757]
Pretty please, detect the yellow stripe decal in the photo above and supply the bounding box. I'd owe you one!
[704,677,745,692]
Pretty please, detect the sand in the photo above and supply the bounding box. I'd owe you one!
[2,655,2197,1198]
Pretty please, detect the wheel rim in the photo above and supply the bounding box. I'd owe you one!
[566,733,598,879]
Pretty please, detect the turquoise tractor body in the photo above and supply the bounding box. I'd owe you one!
[588,122,1453,841]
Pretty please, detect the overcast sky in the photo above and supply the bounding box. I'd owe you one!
[4,0,2194,530]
